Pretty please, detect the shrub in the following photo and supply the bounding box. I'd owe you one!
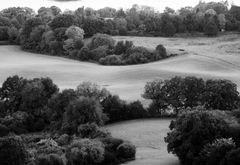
[55,134,71,146]
[226,148,240,165]
[77,47,92,61]
[114,41,133,55]
[66,139,105,165]
[89,33,115,50]
[165,110,229,165]
[35,154,65,165]
[198,138,236,165]
[99,55,123,65]
[204,20,218,36]
[77,123,110,139]
[0,136,28,165]
[117,142,136,160]
[155,44,167,59]
[0,26,9,40]
[90,46,108,61]
[36,138,64,155]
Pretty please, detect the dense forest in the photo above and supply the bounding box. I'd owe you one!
[0,1,240,65]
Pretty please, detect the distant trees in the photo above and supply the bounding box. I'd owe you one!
[143,76,240,115]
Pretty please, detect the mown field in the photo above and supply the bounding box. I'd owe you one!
[0,34,240,164]
[1,34,240,102]
[105,119,179,165]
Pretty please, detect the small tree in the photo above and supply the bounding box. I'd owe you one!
[204,20,218,36]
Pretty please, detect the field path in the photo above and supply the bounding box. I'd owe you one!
[105,119,179,165]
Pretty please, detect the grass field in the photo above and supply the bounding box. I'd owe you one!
[0,34,240,164]
[1,34,240,102]
[105,119,179,165]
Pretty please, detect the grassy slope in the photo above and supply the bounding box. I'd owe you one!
[0,34,240,165]
[1,34,240,103]
[105,119,179,165]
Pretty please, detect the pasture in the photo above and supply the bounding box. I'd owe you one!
[0,34,240,164]
[105,119,179,165]
[1,34,240,102]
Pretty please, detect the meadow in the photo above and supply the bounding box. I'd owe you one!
[1,34,240,164]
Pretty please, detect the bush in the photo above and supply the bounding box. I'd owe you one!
[117,142,136,160]
[77,123,110,139]
[77,47,91,61]
[89,33,115,50]
[55,134,71,146]
[90,46,108,61]
[35,154,65,165]
[198,138,236,165]
[99,55,123,65]
[155,44,167,59]
[0,26,9,40]
[165,110,229,165]
[0,136,28,165]
[226,148,240,165]
[66,139,105,165]
[114,40,133,55]
[204,20,218,36]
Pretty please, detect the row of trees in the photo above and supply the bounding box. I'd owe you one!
[0,75,137,165]
[143,76,240,115]
[1,2,240,44]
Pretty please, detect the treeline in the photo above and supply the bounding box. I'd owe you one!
[0,1,240,43]
[0,75,240,164]
[0,76,138,165]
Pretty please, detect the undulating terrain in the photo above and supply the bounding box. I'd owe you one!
[0,34,240,164]
[1,34,240,102]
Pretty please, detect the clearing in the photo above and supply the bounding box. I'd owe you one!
[105,119,179,165]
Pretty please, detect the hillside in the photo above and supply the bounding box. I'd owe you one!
[0,34,240,103]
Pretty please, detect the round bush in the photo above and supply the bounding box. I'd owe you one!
[0,136,28,165]
[89,33,115,50]
[155,44,167,59]
[117,142,136,160]
[66,139,105,165]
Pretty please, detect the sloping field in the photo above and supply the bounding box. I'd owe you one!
[0,34,240,165]
[105,119,179,165]
[1,34,240,102]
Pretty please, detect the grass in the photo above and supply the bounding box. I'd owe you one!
[105,119,179,165]
[1,34,240,164]
[1,34,240,103]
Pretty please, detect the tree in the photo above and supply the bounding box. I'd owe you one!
[65,25,84,40]
[165,110,229,165]
[160,14,176,36]
[204,79,240,110]
[76,82,110,102]
[89,33,115,50]
[62,97,107,134]
[49,14,77,30]
[204,19,218,36]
